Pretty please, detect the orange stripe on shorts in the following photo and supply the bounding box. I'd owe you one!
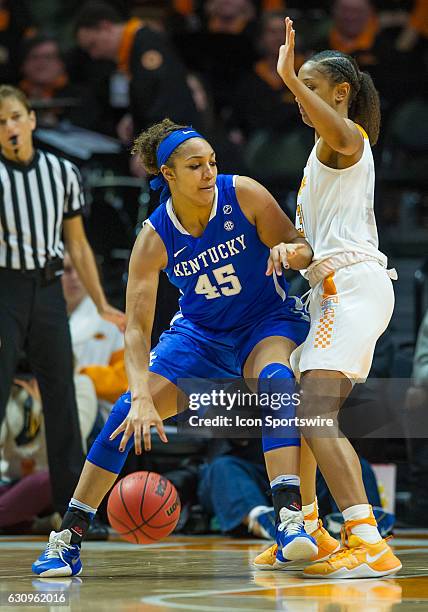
[322,273,337,299]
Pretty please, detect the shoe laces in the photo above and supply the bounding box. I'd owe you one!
[326,546,356,564]
[327,528,366,564]
[45,536,72,560]
[277,510,304,535]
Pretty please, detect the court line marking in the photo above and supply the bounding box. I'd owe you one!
[3,541,428,556]
[0,539,266,551]
[142,572,428,611]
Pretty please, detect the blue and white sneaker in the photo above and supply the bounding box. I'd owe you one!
[248,506,276,540]
[275,507,318,566]
[32,530,82,577]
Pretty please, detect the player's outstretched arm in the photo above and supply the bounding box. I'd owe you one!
[110,224,168,453]
[277,17,362,156]
[235,175,313,271]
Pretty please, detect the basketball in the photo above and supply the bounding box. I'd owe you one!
[107,471,181,544]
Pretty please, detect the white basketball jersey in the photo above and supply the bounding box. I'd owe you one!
[296,125,387,267]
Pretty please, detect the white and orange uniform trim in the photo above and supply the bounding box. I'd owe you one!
[291,124,396,382]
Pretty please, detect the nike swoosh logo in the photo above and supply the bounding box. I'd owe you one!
[367,548,388,564]
[182,130,193,134]
[71,557,80,565]
[174,246,188,258]
[267,369,281,378]
[124,398,131,404]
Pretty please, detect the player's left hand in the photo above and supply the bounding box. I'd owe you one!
[277,17,297,86]
[99,303,126,332]
[266,242,312,274]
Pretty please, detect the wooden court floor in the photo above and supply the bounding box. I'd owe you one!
[1,530,428,611]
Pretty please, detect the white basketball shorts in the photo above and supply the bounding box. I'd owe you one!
[290,260,395,383]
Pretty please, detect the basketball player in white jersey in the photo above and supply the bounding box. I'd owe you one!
[255,18,402,578]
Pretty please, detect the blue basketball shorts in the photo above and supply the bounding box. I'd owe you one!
[149,299,309,384]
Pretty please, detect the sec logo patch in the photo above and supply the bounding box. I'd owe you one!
[224,221,234,231]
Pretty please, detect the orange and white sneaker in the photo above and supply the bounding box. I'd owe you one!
[303,533,402,579]
[309,520,341,561]
[253,519,339,570]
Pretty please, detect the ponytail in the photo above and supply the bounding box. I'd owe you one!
[350,71,380,145]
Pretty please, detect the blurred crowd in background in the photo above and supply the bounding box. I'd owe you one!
[0,0,427,539]
[0,1,426,234]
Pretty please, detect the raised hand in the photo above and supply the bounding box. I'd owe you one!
[277,17,297,87]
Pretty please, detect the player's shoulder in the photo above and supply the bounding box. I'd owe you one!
[342,118,367,138]
[147,201,168,226]
[216,173,238,192]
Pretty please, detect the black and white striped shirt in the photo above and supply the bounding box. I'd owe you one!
[0,150,85,270]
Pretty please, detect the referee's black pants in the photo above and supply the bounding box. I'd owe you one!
[0,268,84,515]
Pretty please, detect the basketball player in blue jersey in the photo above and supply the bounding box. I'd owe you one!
[33,118,335,577]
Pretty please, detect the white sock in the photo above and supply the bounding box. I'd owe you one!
[302,498,318,534]
[70,497,98,517]
[342,504,382,544]
[270,474,300,489]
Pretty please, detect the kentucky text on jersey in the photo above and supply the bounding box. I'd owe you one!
[173,234,246,277]
[147,174,306,331]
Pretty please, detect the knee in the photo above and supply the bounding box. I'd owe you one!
[86,393,133,474]
[96,393,132,448]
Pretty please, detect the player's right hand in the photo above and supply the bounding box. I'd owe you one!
[109,397,168,454]
[267,242,295,275]
[267,242,312,274]
[277,17,297,87]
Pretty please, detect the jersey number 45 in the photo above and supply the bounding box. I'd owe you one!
[195,264,242,300]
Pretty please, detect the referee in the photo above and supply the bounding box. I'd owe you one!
[0,85,125,516]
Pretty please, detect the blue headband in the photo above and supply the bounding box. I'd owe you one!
[149,128,203,203]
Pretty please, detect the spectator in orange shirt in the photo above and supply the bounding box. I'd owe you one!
[327,0,379,64]
[314,0,427,112]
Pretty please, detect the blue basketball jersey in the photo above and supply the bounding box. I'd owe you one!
[147,174,293,331]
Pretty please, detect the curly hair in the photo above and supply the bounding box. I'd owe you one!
[308,50,381,145]
[131,118,189,175]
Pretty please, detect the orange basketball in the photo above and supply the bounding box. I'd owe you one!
[107,471,181,544]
